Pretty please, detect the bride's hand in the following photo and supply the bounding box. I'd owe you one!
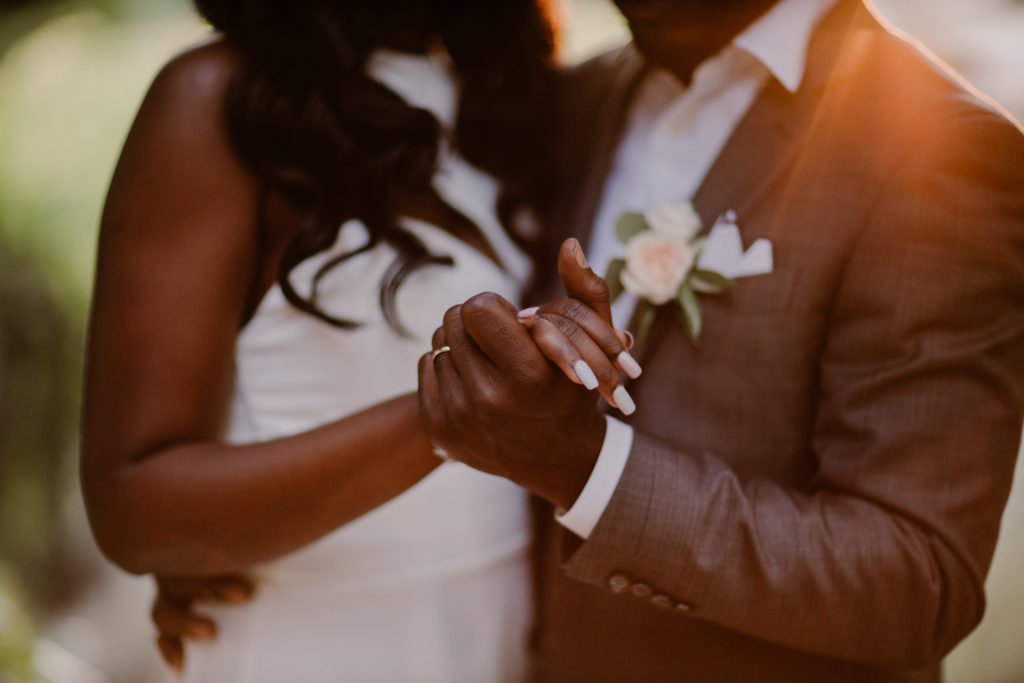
[516,239,642,414]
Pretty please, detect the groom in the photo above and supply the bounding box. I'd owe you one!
[420,0,1024,681]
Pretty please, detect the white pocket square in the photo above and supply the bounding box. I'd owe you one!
[696,216,773,279]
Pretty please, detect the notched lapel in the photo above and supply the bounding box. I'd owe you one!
[637,0,871,360]
[692,0,869,236]
[692,80,803,234]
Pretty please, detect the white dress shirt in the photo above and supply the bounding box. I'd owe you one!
[557,0,838,539]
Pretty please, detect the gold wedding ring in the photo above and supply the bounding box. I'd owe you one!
[431,345,452,361]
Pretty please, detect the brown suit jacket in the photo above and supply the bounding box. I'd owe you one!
[531,2,1024,681]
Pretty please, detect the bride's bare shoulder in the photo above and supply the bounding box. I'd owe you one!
[104,34,259,249]
[109,34,251,195]
[141,35,239,120]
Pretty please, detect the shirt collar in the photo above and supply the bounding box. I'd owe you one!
[733,0,839,93]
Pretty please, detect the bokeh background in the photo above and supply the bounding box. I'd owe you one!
[0,0,1022,681]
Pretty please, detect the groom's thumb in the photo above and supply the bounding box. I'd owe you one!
[558,238,613,325]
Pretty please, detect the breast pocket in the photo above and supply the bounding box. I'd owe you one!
[702,268,802,327]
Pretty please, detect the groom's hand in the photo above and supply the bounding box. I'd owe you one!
[418,293,607,510]
[151,574,254,670]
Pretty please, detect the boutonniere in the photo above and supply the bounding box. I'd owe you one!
[605,201,733,347]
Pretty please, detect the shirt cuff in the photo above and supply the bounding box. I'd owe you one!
[555,415,634,539]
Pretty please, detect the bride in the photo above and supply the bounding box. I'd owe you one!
[80,1,631,680]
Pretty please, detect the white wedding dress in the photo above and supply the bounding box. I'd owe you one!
[178,50,534,683]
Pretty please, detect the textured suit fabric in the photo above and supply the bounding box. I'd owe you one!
[530,2,1024,681]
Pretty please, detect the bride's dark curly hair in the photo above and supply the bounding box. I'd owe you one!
[192,0,559,333]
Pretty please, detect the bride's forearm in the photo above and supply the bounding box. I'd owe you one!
[84,393,438,575]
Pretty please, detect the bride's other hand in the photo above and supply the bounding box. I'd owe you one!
[517,300,639,413]
[151,574,254,671]
[516,239,641,412]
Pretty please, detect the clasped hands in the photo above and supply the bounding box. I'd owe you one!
[418,238,641,510]
[149,239,639,668]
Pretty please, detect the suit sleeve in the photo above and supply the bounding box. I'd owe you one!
[560,110,1024,666]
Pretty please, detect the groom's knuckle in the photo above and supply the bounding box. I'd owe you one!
[519,364,548,389]
[475,383,506,414]
[462,292,500,318]
[509,356,541,387]
[447,392,469,420]
[442,305,462,331]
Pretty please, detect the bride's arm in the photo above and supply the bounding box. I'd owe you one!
[81,43,439,576]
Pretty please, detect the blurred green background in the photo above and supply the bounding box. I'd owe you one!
[0,1,1022,681]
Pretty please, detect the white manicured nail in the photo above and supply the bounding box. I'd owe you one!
[617,351,643,379]
[613,386,636,416]
[574,360,599,390]
[517,307,539,327]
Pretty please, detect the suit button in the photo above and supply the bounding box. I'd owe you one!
[630,583,653,599]
[675,601,693,613]
[608,573,630,594]
[651,594,672,609]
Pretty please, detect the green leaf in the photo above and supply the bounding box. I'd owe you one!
[615,212,647,244]
[630,300,659,353]
[677,285,702,345]
[690,268,734,294]
[605,258,626,303]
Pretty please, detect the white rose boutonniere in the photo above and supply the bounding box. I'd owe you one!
[606,201,732,347]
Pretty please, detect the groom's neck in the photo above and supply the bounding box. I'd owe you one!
[614,0,781,86]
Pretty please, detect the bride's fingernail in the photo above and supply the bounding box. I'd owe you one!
[573,360,599,390]
[617,351,643,379]
[623,330,635,350]
[571,239,589,269]
[613,386,637,416]
[517,307,539,327]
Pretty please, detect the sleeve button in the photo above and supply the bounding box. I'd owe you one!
[675,601,693,613]
[630,583,653,599]
[608,573,631,594]
[650,594,672,609]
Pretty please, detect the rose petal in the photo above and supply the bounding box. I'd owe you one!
[623,231,694,305]
[646,201,702,241]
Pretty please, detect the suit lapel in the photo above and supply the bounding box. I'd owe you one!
[565,44,646,252]
[692,0,868,233]
[691,79,803,233]
[634,0,870,363]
